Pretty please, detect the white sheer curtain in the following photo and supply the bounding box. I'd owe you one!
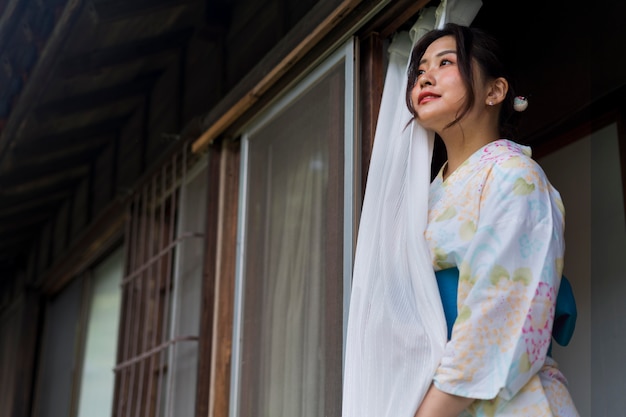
[261,144,325,416]
[237,56,347,417]
[343,2,482,416]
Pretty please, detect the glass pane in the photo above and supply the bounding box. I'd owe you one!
[238,59,345,417]
[168,161,207,416]
[35,278,83,417]
[76,247,124,417]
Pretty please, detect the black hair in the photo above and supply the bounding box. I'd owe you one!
[406,23,518,138]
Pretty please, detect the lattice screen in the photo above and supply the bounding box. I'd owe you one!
[113,147,205,417]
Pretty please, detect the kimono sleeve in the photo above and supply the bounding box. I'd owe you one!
[432,154,566,401]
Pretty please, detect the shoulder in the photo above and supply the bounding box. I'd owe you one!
[478,140,564,222]
[480,140,550,191]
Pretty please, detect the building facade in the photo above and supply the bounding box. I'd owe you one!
[0,1,625,416]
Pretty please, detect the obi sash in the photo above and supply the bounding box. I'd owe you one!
[435,268,577,348]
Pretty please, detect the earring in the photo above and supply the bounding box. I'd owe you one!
[513,96,529,112]
[488,101,494,106]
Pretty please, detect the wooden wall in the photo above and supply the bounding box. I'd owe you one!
[0,1,325,415]
[19,0,320,293]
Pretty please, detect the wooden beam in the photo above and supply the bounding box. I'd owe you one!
[39,199,125,294]
[36,71,163,116]
[0,0,28,53]
[358,0,430,38]
[0,165,88,196]
[12,131,109,158]
[0,143,99,187]
[5,135,111,174]
[0,236,32,257]
[0,188,66,210]
[60,28,194,78]
[0,223,49,259]
[0,212,52,234]
[93,0,197,22]
[217,0,393,140]
[205,1,231,28]
[197,1,231,41]
[0,191,69,218]
[190,0,428,153]
[0,0,86,164]
[12,115,129,158]
[191,0,367,153]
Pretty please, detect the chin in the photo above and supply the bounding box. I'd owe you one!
[415,115,437,131]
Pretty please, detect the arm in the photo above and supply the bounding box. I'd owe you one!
[414,384,474,417]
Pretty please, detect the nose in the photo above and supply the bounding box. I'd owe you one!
[419,72,433,88]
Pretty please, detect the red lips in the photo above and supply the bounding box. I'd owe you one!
[418,90,440,105]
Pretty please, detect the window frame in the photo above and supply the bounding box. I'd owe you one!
[31,243,125,417]
[229,37,358,417]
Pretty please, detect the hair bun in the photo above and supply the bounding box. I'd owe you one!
[513,96,528,112]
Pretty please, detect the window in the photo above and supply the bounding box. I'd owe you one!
[76,247,124,417]
[32,247,124,417]
[231,39,357,417]
[112,149,207,417]
[33,277,84,417]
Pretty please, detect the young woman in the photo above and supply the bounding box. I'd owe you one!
[408,24,578,416]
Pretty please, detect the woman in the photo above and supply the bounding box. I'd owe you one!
[408,24,578,416]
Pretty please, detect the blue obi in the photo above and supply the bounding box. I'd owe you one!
[435,268,577,349]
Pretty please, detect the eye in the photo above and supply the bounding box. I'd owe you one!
[440,58,453,66]
[417,68,425,76]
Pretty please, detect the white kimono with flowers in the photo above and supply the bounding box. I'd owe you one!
[425,139,579,416]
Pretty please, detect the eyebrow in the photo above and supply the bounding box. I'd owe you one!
[419,49,457,65]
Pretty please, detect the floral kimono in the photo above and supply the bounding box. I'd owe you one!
[425,139,579,416]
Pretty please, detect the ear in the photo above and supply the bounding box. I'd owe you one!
[485,77,509,106]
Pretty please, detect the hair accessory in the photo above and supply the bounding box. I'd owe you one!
[513,96,528,112]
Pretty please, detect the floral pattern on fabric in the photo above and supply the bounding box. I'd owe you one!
[425,139,579,416]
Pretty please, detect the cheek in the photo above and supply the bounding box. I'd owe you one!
[442,74,467,100]
[410,85,420,111]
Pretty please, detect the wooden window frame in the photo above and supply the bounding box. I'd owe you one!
[230,40,354,417]
[196,2,433,416]
[197,140,240,417]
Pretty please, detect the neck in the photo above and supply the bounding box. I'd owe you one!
[438,123,500,180]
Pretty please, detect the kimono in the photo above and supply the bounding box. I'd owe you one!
[425,139,579,416]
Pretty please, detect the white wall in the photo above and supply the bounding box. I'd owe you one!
[589,123,626,417]
[538,122,626,417]
[539,136,591,416]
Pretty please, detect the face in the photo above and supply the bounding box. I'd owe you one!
[410,36,469,132]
